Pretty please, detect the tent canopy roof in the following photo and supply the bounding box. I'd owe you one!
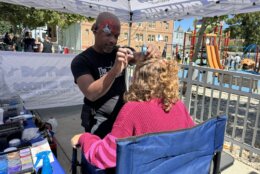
[0,0,260,22]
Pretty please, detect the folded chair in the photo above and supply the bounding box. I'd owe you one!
[72,115,232,174]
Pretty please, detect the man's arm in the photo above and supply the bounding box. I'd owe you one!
[77,68,119,101]
[77,47,131,101]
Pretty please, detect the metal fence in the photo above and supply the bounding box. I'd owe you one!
[179,63,260,163]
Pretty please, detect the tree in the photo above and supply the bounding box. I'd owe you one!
[0,2,90,33]
[191,16,227,62]
[225,12,260,47]
[0,21,12,35]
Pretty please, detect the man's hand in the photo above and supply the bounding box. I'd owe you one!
[145,44,161,59]
[133,44,161,61]
[110,47,134,76]
[71,133,83,148]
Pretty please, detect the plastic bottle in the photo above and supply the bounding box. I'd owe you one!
[46,117,58,133]
[34,151,53,174]
[141,44,147,55]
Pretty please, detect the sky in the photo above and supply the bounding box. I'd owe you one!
[174,17,229,32]
[174,18,195,31]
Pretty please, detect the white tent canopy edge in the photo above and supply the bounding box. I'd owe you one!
[1,0,260,22]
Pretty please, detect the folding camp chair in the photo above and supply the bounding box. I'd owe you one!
[72,115,233,174]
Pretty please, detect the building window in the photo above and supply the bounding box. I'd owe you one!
[124,32,128,39]
[151,35,155,41]
[140,34,143,41]
[153,22,156,28]
[148,35,151,42]
[165,36,168,42]
[148,22,156,28]
[136,34,139,41]
[165,22,169,29]
[137,23,142,27]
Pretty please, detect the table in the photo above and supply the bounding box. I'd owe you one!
[24,117,65,174]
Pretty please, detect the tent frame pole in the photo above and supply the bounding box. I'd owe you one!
[125,11,133,91]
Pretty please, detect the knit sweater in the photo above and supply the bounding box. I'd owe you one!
[78,99,195,169]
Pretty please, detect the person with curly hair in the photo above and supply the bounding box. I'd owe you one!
[71,57,195,172]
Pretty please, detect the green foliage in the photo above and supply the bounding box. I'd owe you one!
[225,12,260,46]
[0,2,89,32]
[0,21,12,35]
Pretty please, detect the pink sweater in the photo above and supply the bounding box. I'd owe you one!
[78,99,195,169]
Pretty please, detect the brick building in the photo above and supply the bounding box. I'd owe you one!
[80,20,174,56]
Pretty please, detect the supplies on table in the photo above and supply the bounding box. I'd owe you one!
[0,121,24,152]
[0,96,26,122]
[0,147,34,174]
[31,139,54,171]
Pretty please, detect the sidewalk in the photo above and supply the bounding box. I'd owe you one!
[222,160,259,174]
[35,105,260,174]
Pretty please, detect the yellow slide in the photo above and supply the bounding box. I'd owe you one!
[214,45,223,69]
[210,45,220,69]
[206,45,223,69]
[206,45,215,68]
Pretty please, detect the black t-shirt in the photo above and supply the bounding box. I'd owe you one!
[23,38,35,52]
[71,47,126,129]
[42,41,53,53]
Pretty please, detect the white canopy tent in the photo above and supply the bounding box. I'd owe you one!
[1,0,260,23]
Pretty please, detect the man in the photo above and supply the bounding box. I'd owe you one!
[234,54,241,70]
[227,54,234,70]
[71,12,160,138]
[42,35,53,53]
[23,31,35,52]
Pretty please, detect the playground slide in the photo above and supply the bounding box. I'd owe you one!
[206,45,215,68]
[206,45,222,69]
[214,45,223,69]
[210,45,220,69]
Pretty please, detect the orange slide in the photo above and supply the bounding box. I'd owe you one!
[206,45,215,68]
[214,45,223,69]
[206,45,223,69]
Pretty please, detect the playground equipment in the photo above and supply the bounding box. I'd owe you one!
[182,22,230,68]
[241,58,255,70]
[242,44,259,71]
[205,34,223,70]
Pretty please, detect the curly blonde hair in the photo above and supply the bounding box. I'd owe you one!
[124,58,179,112]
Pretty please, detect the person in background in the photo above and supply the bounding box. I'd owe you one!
[227,54,234,70]
[34,36,44,52]
[23,31,35,52]
[12,34,23,52]
[234,54,241,70]
[71,12,160,139]
[71,57,195,172]
[42,35,53,53]
[176,52,181,63]
[224,53,229,69]
[3,32,14,51]
[184,51,189,64]
[58,45,63,54]
[162,45,167,58]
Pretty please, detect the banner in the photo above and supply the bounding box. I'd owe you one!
[0,51,84,110]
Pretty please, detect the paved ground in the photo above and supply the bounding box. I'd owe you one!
[35,105,260,174]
